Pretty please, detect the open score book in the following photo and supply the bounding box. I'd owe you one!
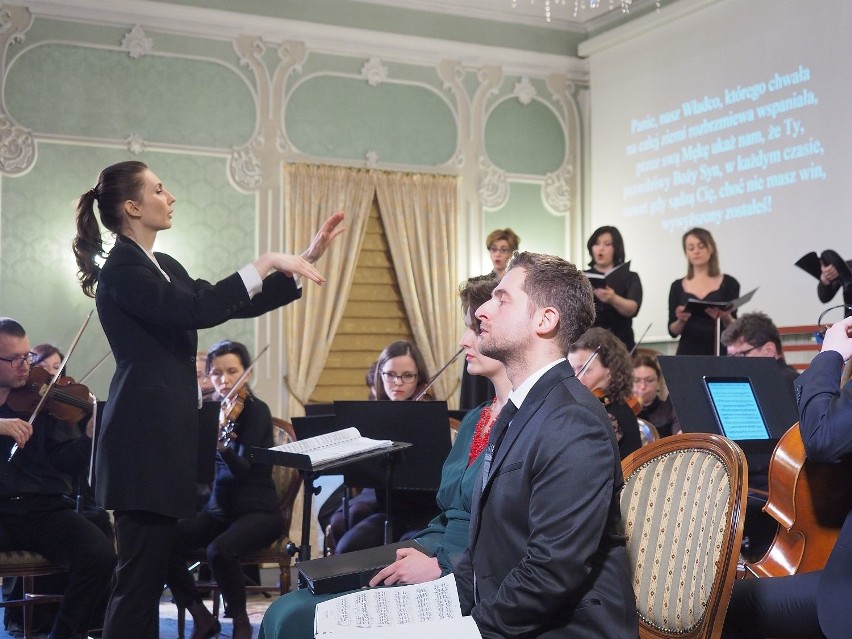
[270,427,393,466]
[313,574,480,638]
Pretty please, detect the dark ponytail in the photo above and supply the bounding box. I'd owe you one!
[72,161,148,298]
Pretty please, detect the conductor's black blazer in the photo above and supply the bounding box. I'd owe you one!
[95,237,300,519]
[454,360,637,638]
[796,350,852,639]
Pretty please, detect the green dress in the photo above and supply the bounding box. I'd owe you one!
[258,402,488,639]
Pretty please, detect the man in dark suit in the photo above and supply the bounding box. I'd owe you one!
[453,252,637,638]
[0,317,115,639]
[723,314,852,639]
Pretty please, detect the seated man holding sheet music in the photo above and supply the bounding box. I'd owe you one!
[259,275,513,639]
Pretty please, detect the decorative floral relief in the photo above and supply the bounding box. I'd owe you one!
[361,57,388,87]
[0,8,13,35]
[0,115,35,175]
[229,145,263,191]
[121,25,153,59]
[544,167,572,214]
[125,133,146,155]
[514,77,537,106]
[478,156,508,209]
[365,150,379,168]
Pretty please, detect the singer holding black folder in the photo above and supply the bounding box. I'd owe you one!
[668,227,740,355]
[259,275,512,639]
[584,226,643,351]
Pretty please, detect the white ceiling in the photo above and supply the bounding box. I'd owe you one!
[349,0,667,31]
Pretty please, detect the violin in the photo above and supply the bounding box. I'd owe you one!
[219,384,251,444]
[216,345,269,445]
[7,366,93,424]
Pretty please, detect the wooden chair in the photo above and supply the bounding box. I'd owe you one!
[620,433,748,639]
[636,417,660,447]
[0,550,67,639]
[176,418,301,636]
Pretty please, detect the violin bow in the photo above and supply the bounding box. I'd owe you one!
[414,347,465,402]
[219,344,270,405]
[628,323,653,357]
[9,309,94,461]
[78,350,113,385]
[576,345,601,379]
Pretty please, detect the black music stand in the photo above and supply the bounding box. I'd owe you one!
[251,441,411,561]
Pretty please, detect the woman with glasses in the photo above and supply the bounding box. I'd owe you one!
[485,228,520,279]
[632,353,680,438]
[584,226,643,351]
[327,340,433,554]
[260,275,512,639]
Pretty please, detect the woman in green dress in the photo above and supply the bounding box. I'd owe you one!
[258,274,511,639]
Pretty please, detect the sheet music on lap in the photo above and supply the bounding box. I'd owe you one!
[271,427,393,466]
[313,574,480,638]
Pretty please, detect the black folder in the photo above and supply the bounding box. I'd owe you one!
[297,540,424,594]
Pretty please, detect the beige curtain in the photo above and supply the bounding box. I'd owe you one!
[284,164,374,417]
[373,171,460,403]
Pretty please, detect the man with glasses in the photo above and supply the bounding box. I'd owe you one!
[0,317,115,639]
[721,311,799,399]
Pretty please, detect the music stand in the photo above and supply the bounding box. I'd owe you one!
[197,401,220,484]
[658,355,798,487]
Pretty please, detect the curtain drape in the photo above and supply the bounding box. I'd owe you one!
[284,164,374,418]
[373,171,460,402]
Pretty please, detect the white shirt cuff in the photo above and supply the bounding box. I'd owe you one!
[239,263,263,298]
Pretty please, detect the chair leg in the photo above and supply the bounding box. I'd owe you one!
[22,575,35,639]
[177,602,186,639]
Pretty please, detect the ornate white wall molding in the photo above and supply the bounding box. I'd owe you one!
[0,114,34,174]
[120,25,153,59]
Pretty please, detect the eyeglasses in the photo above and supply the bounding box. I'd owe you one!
[0,352,35,368]
[633,376,658,387]
[489,246,511,255]
[381,371,418,384]
[728,345,758,357]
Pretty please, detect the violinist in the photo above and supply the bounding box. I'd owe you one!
[32,343,64,376]
[568,327,642,459]
[632,353,681,438]
[166,340,280,639]
[723,315,852,639]
[72,160,344,639]
[326,339,435,554]
[0,317,115,639]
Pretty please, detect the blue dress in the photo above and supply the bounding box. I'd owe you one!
[258,402,488,639]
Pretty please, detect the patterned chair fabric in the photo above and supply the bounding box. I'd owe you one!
[620,433,747,639]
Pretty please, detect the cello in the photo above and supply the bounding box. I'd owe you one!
[744,422,852,578]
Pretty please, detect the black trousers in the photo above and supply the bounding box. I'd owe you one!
[0,495,115,635]
[102,510,178,639]
[166,510,282,616]
[723,571,825,639]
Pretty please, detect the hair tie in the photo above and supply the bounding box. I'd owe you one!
[89,186,98,200]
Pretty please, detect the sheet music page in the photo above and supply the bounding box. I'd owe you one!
[314,575,479,638]
[269,427,393,465]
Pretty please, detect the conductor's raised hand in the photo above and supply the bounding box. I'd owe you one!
[302,212,345,264]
